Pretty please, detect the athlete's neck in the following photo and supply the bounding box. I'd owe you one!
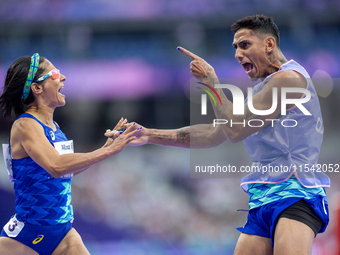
[261,49,287,81]
[26,106,55,129]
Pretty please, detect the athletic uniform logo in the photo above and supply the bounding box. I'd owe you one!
[49,131,55,141]
[32,234,44,244]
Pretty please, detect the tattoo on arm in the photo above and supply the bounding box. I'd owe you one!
[154,129,190,145]
[205,72,234,120]
[177,129,190,144]
[206,72,219,87]
[156,133,175,142]
[215,99,233,119]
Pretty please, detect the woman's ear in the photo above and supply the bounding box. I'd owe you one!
[30,82,43,95]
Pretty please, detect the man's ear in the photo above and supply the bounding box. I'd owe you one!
[30,82,43,95]
[265,36,276,53]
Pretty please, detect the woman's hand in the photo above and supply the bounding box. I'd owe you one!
[105,122,148,146]
[105,123,142,155]
[102,117,128,148]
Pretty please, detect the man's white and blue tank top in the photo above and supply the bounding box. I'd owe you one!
[9,113,73,226]
[241,60,330,194]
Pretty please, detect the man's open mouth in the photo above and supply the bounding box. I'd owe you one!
[241,62,254,74]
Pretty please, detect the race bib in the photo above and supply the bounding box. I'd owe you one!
[54,140,74,179]
[2,144,14,182]
[4,215,25,237]
[54,140,74,155]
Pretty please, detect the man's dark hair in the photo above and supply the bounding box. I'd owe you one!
[231,15,280,47]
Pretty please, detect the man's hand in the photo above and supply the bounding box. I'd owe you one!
[177,46,219,86]
[124,122,148,146]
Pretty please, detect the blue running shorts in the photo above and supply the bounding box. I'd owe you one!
[1,215,72,255]
[237,195,329,246]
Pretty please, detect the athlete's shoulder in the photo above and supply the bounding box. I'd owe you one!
[13,117,41,130]
[12,117,44,138]
[271,69,304,79]
[266,68,306,90]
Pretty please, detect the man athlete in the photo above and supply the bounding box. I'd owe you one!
[113,15,330,254]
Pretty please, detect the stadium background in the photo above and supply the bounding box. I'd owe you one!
[0,1,339,254]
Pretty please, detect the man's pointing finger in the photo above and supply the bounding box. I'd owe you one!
[177,46,201,60]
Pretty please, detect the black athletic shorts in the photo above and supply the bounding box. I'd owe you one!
[279,199,323,237]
